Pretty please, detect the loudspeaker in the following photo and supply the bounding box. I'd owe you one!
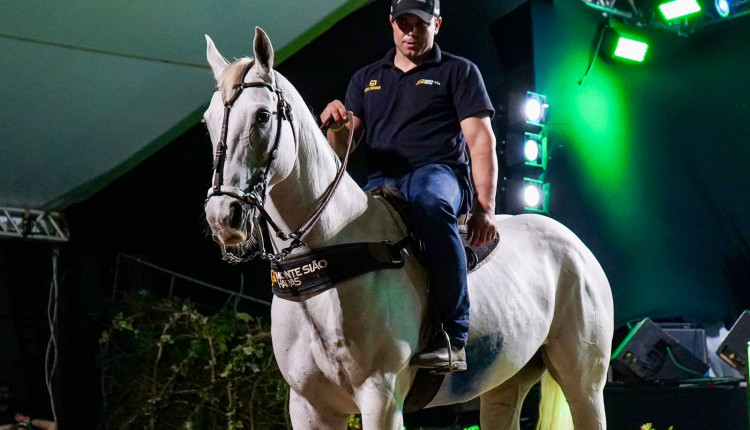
[660,323,708,363]
[717,310,750,376]
[612,318,709,382]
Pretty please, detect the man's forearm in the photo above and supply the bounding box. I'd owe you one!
[462,116,498,213]
[471,141,498,213]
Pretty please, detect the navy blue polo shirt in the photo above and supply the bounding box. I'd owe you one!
[345,44,494,209]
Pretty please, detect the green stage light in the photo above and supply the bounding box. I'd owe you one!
[613,36,649,62]
[522,178,550,214]
[523,132,548,170]
[659,0,702,20]
[525,92,548,126]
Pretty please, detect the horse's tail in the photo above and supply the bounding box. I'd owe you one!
[536,371,573,430]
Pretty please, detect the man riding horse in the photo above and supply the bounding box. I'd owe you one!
[204,16,613,427]
[321,0,499,372]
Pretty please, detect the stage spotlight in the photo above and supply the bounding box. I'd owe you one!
[600,26,650,63]
[522,178,550,213]
[524,184,541,207]
[523,132,548,170]
[659,0,702,20]
[612,35,649,62]
[714,0,750,17]
[524,92,548,126]
[716,0,731,15]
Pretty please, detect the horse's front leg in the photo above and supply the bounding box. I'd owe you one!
[355,371,411,430]
[359,397,402,429]
[289,388,350,429]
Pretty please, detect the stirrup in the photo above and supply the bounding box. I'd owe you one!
[428,326,461,375]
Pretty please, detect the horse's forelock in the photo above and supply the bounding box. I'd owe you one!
[218,58,255,104]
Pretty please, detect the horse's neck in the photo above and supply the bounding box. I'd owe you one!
[266,91,370,247]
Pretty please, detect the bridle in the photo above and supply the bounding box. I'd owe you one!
[205,62,355,263]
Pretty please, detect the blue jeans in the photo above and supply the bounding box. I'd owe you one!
[364,163,469,348]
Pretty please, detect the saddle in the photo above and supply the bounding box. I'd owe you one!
[369,186,500,272]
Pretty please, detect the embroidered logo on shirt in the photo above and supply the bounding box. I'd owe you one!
[364,80,382,93]
[416,79,441,86]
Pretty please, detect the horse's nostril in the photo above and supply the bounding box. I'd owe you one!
[228,200,244,229]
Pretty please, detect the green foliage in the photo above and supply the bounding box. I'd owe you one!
[347,415,362,429]
[100,293,289,430]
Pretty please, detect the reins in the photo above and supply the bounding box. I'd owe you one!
[206,62,356,263]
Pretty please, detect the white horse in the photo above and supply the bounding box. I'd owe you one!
[203,27,614,430]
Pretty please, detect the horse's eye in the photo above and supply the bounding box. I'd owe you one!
[256,111,271,124]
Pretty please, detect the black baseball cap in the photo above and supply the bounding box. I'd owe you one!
[391,0,440,23]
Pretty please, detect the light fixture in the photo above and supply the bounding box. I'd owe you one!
[581,0,750,35]
[714,0,750,17]
[522,178,550,214]
[658,0,702,20]
[524,92,548,126]
[716,0,732,15]
[523,132,548,170]
[597,26,651,64]
[612,34,649,62]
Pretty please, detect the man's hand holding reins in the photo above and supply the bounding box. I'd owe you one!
[321,100,362,158]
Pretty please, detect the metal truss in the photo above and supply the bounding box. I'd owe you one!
[581,0,642,19]
[580,0,750,35]
[0,207,69,242]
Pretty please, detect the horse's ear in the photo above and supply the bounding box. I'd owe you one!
[205,34,228,82]
[253,27,274,72]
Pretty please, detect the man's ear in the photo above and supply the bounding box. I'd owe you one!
[434,16,443,35]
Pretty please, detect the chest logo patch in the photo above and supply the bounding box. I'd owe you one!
[416,79,441,86]
[364,79,382,93]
